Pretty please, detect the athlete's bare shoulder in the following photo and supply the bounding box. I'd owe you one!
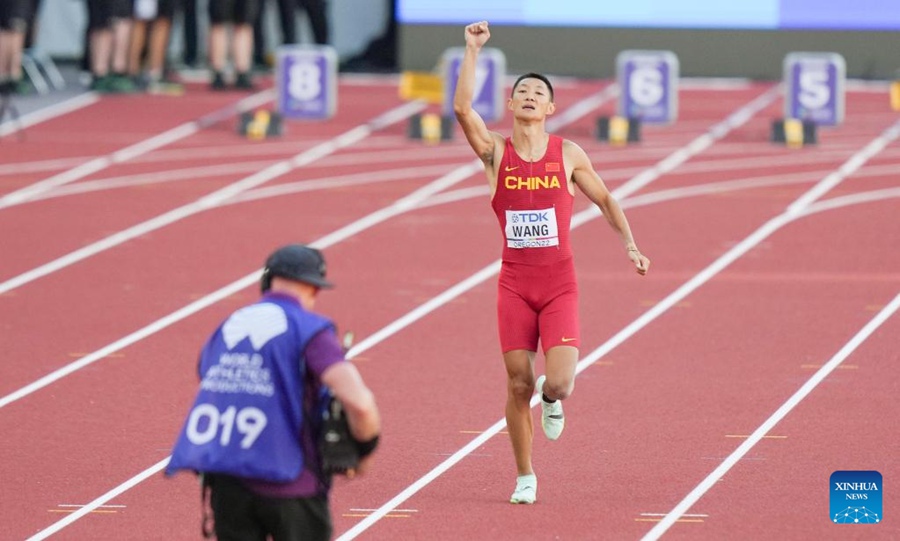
[561,139,591,172]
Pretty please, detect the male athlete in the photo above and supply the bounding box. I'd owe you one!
[453,21,650,504]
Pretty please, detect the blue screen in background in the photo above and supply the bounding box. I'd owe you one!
[780,0,900,30]
[398,0,900,30]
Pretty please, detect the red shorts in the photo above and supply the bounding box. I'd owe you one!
[497,257,579,353]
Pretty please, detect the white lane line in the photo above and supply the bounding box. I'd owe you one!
[640,513,708,517]
[803,187,900,216]
[641,118,900,541]
[29,160,282,200]
[0,90,274,208]
[26,458,169,541]
[0,156,93,176]
[614,85,781,201]
[642,293,900,540]
[56,504,126,509]
[787,123,900,215]
[0,100,425,297]
[20,85,621,541]
[227,164,466,205]
[0,93,100,138]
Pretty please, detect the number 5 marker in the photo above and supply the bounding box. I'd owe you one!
[784,52,845,126]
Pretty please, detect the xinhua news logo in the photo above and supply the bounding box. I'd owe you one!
[831,471,882,524]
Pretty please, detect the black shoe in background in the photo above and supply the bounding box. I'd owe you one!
[210,72,227,91]
[234,72,255,91]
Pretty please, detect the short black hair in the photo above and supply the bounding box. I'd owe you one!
[511,72,554,101]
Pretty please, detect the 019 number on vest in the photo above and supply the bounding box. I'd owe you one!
[186,404,268,449]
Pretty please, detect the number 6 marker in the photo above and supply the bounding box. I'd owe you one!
[617,50,679,125]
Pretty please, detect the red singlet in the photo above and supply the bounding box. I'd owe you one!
[492,135,579,353]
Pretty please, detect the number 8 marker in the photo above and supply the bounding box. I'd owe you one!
[277,45,338,120]
[289,62,323,102]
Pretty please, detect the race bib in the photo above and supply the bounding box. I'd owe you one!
[505,208,559,249]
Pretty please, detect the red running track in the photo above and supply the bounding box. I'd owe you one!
[0,77,898,541]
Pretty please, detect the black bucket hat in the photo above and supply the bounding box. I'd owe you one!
[260,244,334,292]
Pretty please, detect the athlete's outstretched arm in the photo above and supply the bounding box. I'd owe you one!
[565,141,650,275]
[453,21,500,165]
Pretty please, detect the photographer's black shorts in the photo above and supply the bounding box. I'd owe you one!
[207,474,332,541]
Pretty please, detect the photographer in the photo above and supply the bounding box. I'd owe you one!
[168,244,381,541]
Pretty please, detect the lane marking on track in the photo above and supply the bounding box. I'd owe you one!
[635,518,704,523]
[343,508,417,519]
[640,513,708,517]
[0,156,94,176]
[49,504,125,514]
[342,514,412,518]
[646,293,900,537]
[0,93,100,138]
[22,159,467,201]
[0,89,275,208]
[26,458,168,541]
[21,85,623,541]
[47,510,118,514]
[725,435,786,439]
[801,364,858,369]
[641,118,900,541]
[0,100,426,297]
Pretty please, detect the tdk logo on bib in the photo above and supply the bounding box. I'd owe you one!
[830,471,882,524]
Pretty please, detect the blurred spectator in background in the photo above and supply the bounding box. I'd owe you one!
[24,0,43,50]
[253,0,328,68]
[208,0,258,90]
[86,0,137,92]
[0,0,34,95]
[128,0,184,92]
[181,0,198,66]
[339,0,395,73]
